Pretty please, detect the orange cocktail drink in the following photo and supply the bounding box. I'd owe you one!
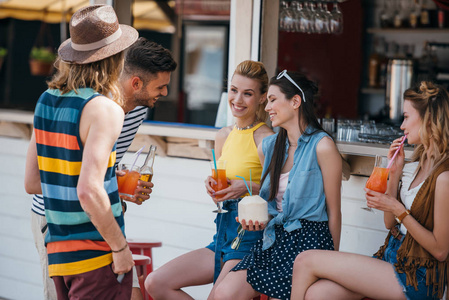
[210,160,227,199]
[117,164,140,198]
[365,166,389,193]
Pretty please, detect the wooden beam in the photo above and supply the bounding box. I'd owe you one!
[260,0,279,78]
[155,1,175,24]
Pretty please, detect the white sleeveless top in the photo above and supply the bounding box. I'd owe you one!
[275,172,290,212]
[399,162,424,234]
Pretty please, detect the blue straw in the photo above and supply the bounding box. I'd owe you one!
[249,169,252,195]
[211,149,218,174]
[236,176,252,196]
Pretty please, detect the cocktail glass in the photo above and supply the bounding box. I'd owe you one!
[210,160,228,213]
[362,155,389,212]
[117,164,141,199]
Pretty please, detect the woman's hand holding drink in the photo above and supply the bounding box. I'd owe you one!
[208,160,228,213]
[363,135,406,212]
[362,155,389,212]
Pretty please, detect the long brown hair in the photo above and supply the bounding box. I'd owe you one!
[405,81,449,172]
[48,52,124,105]
[233,60,269,122]
[260,71,325,201]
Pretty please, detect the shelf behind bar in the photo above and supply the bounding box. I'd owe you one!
[361,87,385,94]
[367,28,449,34]
[337,141,414,159]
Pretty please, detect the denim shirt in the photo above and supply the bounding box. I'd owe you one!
[260,126,329,250]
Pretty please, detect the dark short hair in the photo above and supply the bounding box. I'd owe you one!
[123,37,177,82]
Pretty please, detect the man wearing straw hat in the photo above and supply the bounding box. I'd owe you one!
[28,36,177,300]
[25,5,139,299]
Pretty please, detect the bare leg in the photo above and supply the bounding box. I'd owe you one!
[305,279,362,300]
[291,250,406,300]
[213,269,260,300]
[131,287,143,300]
[145,248,214,300]
[207,259,240,300]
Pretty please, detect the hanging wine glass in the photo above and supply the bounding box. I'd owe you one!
[298,1,309,33]
[279,1,288,31]
[279,1,295,32]
[308,0,317,34]
[330,1,343,34]
[300,2,314,33]
[315,1,330,33]
[290,1,302,33]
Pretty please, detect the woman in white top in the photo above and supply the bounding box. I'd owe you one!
[290,81,449,300]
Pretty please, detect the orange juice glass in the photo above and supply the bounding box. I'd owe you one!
[366,166,389,193]
[210,160,227,199]
[365,155,389,193]
[117,164,140,198]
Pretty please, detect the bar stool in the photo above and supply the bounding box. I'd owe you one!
[127,238,162,275]
[132,254,151,300]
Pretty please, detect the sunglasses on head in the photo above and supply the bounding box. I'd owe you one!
[231,224,245,250]
[276,70,306,103]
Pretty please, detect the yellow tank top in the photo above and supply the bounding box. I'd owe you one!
[219,122,265,191]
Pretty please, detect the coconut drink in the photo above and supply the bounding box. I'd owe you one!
[238,195,269,224]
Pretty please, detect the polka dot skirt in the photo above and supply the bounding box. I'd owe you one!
[232,220,334,300]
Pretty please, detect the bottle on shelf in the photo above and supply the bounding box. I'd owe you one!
[368,37,387,88]
[140,145,157,183]
[417,41,438,81]
[368,38,381,88]
[420,0,431,27]
[379,0,393,28]
[378,39,389,88]
[409,0,420,28]
[438,6,446,29]
[393,0,404,28]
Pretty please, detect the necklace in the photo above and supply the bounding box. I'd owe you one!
[235,120,259,131]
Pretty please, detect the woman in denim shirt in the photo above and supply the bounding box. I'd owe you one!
[214,71,342,300]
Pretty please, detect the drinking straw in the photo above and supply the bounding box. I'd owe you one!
[387,134,407,169]
[130,145,145,171]
[236,176,252,196]
[249,169,252,196]
[212,149,218,174]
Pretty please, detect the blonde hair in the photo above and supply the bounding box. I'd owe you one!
[48,52,125,106]
[233,60,269,122]
[404,81,449,171]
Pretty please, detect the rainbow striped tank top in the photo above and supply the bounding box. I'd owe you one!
[33,88,124,276]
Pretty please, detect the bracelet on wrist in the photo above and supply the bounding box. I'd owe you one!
[111,242,128,253]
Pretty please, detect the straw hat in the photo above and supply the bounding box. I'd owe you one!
[58,5,138,64]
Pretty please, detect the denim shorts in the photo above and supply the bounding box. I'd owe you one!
[205,199,263,281]
[381,230,440,300]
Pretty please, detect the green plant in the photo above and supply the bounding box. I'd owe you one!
[30,47,56,63]
[0,47,7,58]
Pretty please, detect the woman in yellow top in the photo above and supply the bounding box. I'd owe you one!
[145,60,274,299]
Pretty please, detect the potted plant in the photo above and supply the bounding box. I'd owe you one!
[29,47,56,76]
[0,47,7,72]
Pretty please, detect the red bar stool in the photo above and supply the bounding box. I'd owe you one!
[128,239,162,300]
[132,254,151,300]
[127,239,162,275]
